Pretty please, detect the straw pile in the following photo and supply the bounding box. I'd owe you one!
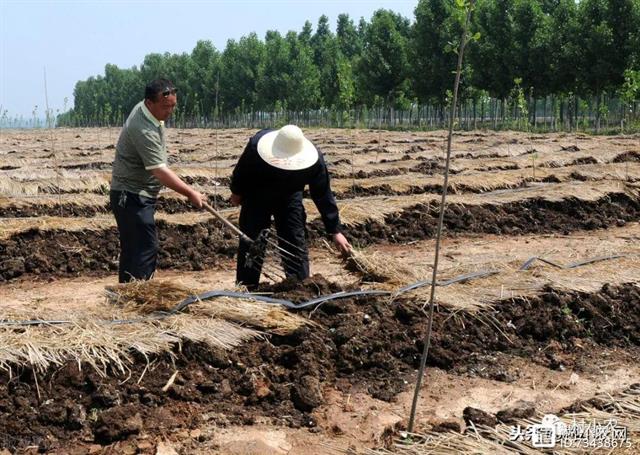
[107,279,197,313]
[455,146,633,173]
[345,248,424,287]
[329,161,640,197]
[0,214,114,240]
[108,279,310,333]
[0,172,111,196]
[4,180,635,238]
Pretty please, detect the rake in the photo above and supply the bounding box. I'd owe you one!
[202,202,306,283]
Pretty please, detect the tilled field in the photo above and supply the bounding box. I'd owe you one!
[1,128,639,454]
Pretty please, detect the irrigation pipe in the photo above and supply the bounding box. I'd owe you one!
[0,253,627,328]
[407,1,475,433]
[519,254,625,271]
[395,270,500,295]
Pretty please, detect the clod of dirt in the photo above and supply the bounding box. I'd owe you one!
[496,400,535,424]
[561,397,610,414]
[91,385,121,408]
[259,274,345,302]
[93,405,143,443]
[39,399,85,430]
[0,257,25,279]
[430,419,462,433]
[569,156,598,166]
[462,407,497,427]
[291,375,324,412]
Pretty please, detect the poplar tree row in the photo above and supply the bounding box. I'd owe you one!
[60,0,640,126]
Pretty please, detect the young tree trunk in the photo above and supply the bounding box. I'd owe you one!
[473,98,478,130]
[596,92,601,133]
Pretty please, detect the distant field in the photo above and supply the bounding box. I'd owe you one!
[0,127,639,454]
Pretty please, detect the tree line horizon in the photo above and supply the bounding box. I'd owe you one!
[55,0,639,130]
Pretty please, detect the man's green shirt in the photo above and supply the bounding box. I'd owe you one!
[111,101,167,198]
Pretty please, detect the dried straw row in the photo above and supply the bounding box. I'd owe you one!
[345,249,425,287]
[0,279,309,373]
[0,317,258,376]
[330,162,640,195]
[0,173,110,196]
[2,181,634,238]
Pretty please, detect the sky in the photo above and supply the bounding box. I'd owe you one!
[0,0,417,118]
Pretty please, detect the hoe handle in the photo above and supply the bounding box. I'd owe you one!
[202,202,252,243]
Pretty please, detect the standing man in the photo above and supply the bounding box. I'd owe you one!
[110,78,205,283]
[230,124,351,289]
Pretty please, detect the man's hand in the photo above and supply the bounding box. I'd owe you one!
[189,190,206,209]
[230,193,243,207]
[332,232,352,257]
[151,166,206,209]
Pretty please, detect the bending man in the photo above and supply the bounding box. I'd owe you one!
[230,124,351,289]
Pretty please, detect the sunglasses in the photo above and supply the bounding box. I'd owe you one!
[162,88,178,97]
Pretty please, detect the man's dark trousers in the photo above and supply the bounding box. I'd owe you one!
[110,190,158,283]
[236,192,309,289]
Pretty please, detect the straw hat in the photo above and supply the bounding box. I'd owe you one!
[257,125,319,170]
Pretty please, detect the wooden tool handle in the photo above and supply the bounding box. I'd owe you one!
[202,202,252,243]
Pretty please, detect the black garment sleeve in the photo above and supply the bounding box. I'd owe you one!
[230,129,271,196]
[230,139,253,196]
[309,152,342,235]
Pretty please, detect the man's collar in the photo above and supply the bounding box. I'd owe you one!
[141,100,162,127]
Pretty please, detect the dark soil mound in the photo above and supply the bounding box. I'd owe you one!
[0,278,638,451]
[0,203,108,218]
[61,162,112,170]
[0,196,230,218]
[2,192,638,280]
[0,220,236,281]
[323,192,639,245]
[612,151,640,163]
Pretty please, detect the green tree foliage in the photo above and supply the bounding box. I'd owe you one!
[219,33,265,111]
[319,38,356,109]
[357,9,411,107]
[61,1,640,126]
[511,0,551,94]
[469,0,517,98]
[187,40,220,117]
[257,31,320,111]
[310,15,339,106]
[284,31,321,110]
[336,14,362,59]
[257,31,291,109]
[545,0,578,94]
[412,0,465,103]
[576,0,638,96]
[299,20,313,46]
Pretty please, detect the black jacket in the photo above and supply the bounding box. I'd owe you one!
[230,129,342,234]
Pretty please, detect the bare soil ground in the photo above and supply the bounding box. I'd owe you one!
[0,128,639,454]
